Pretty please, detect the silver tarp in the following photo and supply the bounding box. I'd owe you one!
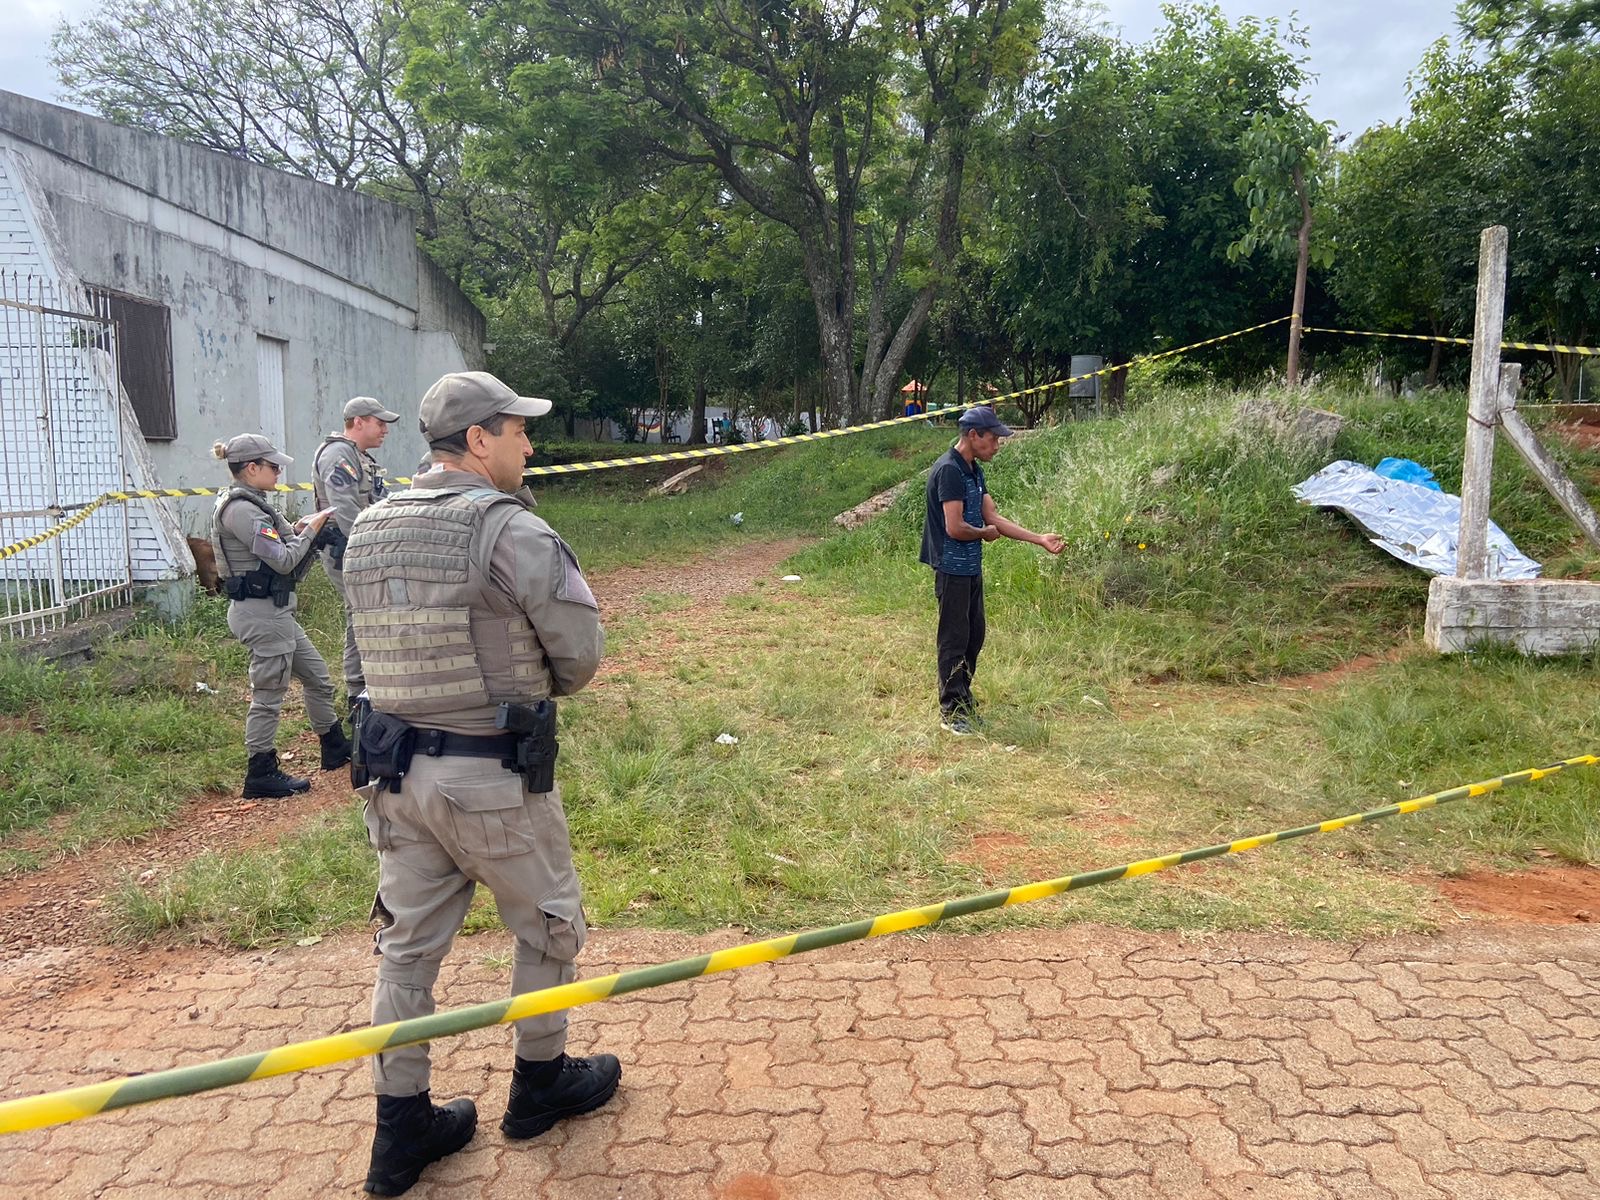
[1292,460,1541,580]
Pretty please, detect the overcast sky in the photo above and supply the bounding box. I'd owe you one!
[5,0,1459,137]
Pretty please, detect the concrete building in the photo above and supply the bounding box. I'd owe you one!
[0,90,484,560]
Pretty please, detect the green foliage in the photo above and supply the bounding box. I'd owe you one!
[1324,13,1600,396]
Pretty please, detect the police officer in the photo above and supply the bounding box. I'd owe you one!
[312,396,400,705]
[343,372,617,1197]
[210,435,354,798]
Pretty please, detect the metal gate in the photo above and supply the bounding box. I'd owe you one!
[0,273,134,639]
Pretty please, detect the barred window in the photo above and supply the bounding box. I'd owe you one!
[87,287,177,441]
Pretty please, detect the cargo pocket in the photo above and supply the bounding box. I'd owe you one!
[369,890,394,957]
[438,774,535,859]
[248,651,293,692]
[539,892,587,963]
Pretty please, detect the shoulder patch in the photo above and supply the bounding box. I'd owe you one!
[555,539,598,610]
[328,459,359,489]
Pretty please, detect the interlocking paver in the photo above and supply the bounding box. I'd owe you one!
[2,924,1598,1199]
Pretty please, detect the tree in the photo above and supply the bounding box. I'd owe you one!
[53,0,460,235]
[517,0,1045,423]
[1228,110,1332,388]
[1325,14,1600,398]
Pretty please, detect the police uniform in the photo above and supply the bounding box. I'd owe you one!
[343,371,618,1198]
[210,433,349,798]
[311,397,399,697]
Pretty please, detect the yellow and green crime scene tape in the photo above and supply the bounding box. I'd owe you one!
[1,748,1591,1137]
[5,318,1261,552]
[514,315,1294,478]
[1304,326,1600,357]
[1,316,1292,563]
[0,496,112,563]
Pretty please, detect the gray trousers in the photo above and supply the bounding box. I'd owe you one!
[227,598,338,753]
[322,557,364,694]
[362,751,586,1096]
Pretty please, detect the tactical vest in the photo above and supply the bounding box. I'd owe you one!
[210,486,290,578]
[343,485,552,723]
[312,434,385,511]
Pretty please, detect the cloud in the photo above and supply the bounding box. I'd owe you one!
[1,0,99,104]
[1096,0,1458,134]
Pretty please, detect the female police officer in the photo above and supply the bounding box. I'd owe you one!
[210,434,352,798]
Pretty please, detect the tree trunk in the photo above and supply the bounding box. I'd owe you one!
[1426,340,1442,389]
[1286,164,1313,390]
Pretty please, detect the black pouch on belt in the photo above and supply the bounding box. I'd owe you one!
[359,710,416,793]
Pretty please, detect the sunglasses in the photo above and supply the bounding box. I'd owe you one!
[253,459,284,473]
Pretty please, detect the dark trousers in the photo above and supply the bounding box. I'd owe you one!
[934,570,985,715]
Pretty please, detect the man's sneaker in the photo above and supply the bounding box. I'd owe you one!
[939,715,976,736]
[500,1052,622,1139]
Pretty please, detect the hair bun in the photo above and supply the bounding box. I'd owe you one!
[212,441,228,460]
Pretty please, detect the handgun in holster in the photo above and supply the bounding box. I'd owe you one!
[496,700,559,793]
[315,521,349,569]
[349,694,373,789]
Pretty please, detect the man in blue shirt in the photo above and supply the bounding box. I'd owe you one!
[920,408,1065,734]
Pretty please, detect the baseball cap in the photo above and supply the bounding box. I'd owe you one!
[418,372,552,442]
[343,396,400,422]
[220,433,292,468]
[958,406,1013,437]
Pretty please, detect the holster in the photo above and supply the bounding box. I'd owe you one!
[359,710,417,794]
[223,566,295,608]
[349,694,373,789]
[496,700,559,794]
[316,522,348,569]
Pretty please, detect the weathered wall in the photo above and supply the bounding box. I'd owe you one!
[0,91,485,527]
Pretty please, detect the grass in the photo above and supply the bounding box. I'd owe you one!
[7,382,1600,949]
[531,422,954,572]
[0,571,352,865]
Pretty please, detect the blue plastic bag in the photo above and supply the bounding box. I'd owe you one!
[1372,457,1442,492]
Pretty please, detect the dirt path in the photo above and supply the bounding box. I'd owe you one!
[589,536,813,620]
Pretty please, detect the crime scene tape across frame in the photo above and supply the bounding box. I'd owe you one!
[1304,326,1600,357]
[0,314,1292,559]
[1,749,1592,1137]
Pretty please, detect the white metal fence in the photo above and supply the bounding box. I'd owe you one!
[0,273,135,639]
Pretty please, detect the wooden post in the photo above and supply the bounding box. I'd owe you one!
[1456,226,1509,580]
[1499,363,1600,553]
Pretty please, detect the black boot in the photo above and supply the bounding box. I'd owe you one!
[241,750,311,799]
[365,1091,477,1196]
[320,723,354,770]
[500,1052,622,1140]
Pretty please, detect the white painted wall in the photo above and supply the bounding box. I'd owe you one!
[0,90,486,532]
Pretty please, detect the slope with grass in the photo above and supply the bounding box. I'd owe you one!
[10,385,1600,949]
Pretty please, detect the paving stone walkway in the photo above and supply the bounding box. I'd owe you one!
[4,922,1600,1198]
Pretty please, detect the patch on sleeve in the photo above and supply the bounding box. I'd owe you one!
[252,521,283,556]
[328,459,359,489]
[555,540,598,610]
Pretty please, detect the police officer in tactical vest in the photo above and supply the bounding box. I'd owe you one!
[343,372,616,1196]
[312,396,400,704]
[210,434,354,798]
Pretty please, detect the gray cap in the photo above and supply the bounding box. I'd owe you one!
[418,371,552,442]
[343,396,400,422]
[221,433,292,468]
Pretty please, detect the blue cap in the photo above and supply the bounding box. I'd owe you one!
[957,406,1013,437]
